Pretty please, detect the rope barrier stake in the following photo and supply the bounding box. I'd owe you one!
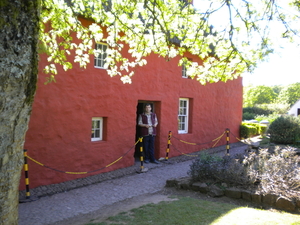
[23,149,31,199]
[139,137,144,169]
[165,131,172,160]
[226,128,230,155]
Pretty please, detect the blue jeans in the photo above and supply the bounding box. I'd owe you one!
[143,135,155,162]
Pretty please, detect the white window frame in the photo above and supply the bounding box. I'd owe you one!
[94,43,107,69]
[91,117,103,141]
[178,98,189,134]
[182,64,188,78]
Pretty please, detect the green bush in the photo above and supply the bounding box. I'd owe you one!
[188,153,223,181]
[188,153,249,185]
[268,116,300,144]
[240,122,267,138]
[243,107,273,116]
[188,147,300,200]
[255,103,289,115]
[243,104,287,122]
[259,124,268,134]
[242,112,256,120]
[240,124,249,138]
[240,124,256,138]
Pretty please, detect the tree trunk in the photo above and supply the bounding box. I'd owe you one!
[0,1,40,224]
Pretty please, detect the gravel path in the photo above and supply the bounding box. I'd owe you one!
[18,142,250,225]
[19,161,192,225]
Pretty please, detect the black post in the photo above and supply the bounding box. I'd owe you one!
[226,128,230,155]
[165,131,172,160]
[23,149,31,199]
[139,137,144,169]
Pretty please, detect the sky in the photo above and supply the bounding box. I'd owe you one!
[242,43,300,86]
[193,1,300,87]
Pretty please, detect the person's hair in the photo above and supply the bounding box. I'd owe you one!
[144,103,151,108]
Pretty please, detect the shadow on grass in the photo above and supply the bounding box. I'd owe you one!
[85,196,300,225]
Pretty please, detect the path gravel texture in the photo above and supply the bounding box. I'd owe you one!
[18,142,251,225]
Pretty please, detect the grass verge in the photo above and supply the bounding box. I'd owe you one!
[85,196,300,225]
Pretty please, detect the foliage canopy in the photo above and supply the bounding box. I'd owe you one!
[276,82,300,106]
[243,85,277,107]
[40,0,300,84]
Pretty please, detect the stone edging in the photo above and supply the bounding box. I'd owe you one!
[166,177,300,213]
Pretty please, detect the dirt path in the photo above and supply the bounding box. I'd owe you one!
[52,186,263,225]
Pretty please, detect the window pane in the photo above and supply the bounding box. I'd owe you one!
[95,129,100,137]
[180,100,186,107]
[178,99,189,133]
[181,117,186,123]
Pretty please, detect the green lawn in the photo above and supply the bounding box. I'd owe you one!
[86,196,300,225]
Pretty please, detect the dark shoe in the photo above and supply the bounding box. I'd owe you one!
[151,160,160,164]
[144,160,150,163]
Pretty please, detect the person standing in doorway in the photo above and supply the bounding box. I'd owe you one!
[138,104,160,164]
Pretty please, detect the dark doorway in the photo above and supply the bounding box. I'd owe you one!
[134,101,155,158]
[298,108,300,116]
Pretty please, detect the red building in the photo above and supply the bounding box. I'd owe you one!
[20,22,243,190]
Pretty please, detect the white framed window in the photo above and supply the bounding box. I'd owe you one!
[178,98,189,134]
[94,43,107,69]
[91,117,103,141]
[182,64,187,78]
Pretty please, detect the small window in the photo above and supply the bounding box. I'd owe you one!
[91,117,103,141]
[178,98,189,133]
[94,43,107,69]
[182,58,192,78]
[182,64,187,78]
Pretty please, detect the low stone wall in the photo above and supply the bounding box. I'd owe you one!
[166,177,300,213]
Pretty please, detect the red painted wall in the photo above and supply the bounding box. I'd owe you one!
[20,31,243,190]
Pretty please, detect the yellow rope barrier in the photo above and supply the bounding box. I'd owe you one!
[212,131,226,142]
[27,156,44,167]
[211,132,225,148]
[170,130,228,157]
[26,139,141,174]
[65,171,87,175]
[179,140,197,145]
[105,157,122,168]
[174,131,226,147]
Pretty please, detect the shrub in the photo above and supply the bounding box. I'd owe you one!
[240,124,249,138]
[188,153,223,181]
[188,153,250,186]
[240,122,267,138]
[243,112,255,120]
[188,147,300,200]
[258,124,268,135]
[243,107,273,116]
[255,103,290,115]
[243,147,300,198]
[243,104,287,122]
[268,116,300,144]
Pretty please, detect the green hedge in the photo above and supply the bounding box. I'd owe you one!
[240,122,268,139]
[269,116,300,144]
